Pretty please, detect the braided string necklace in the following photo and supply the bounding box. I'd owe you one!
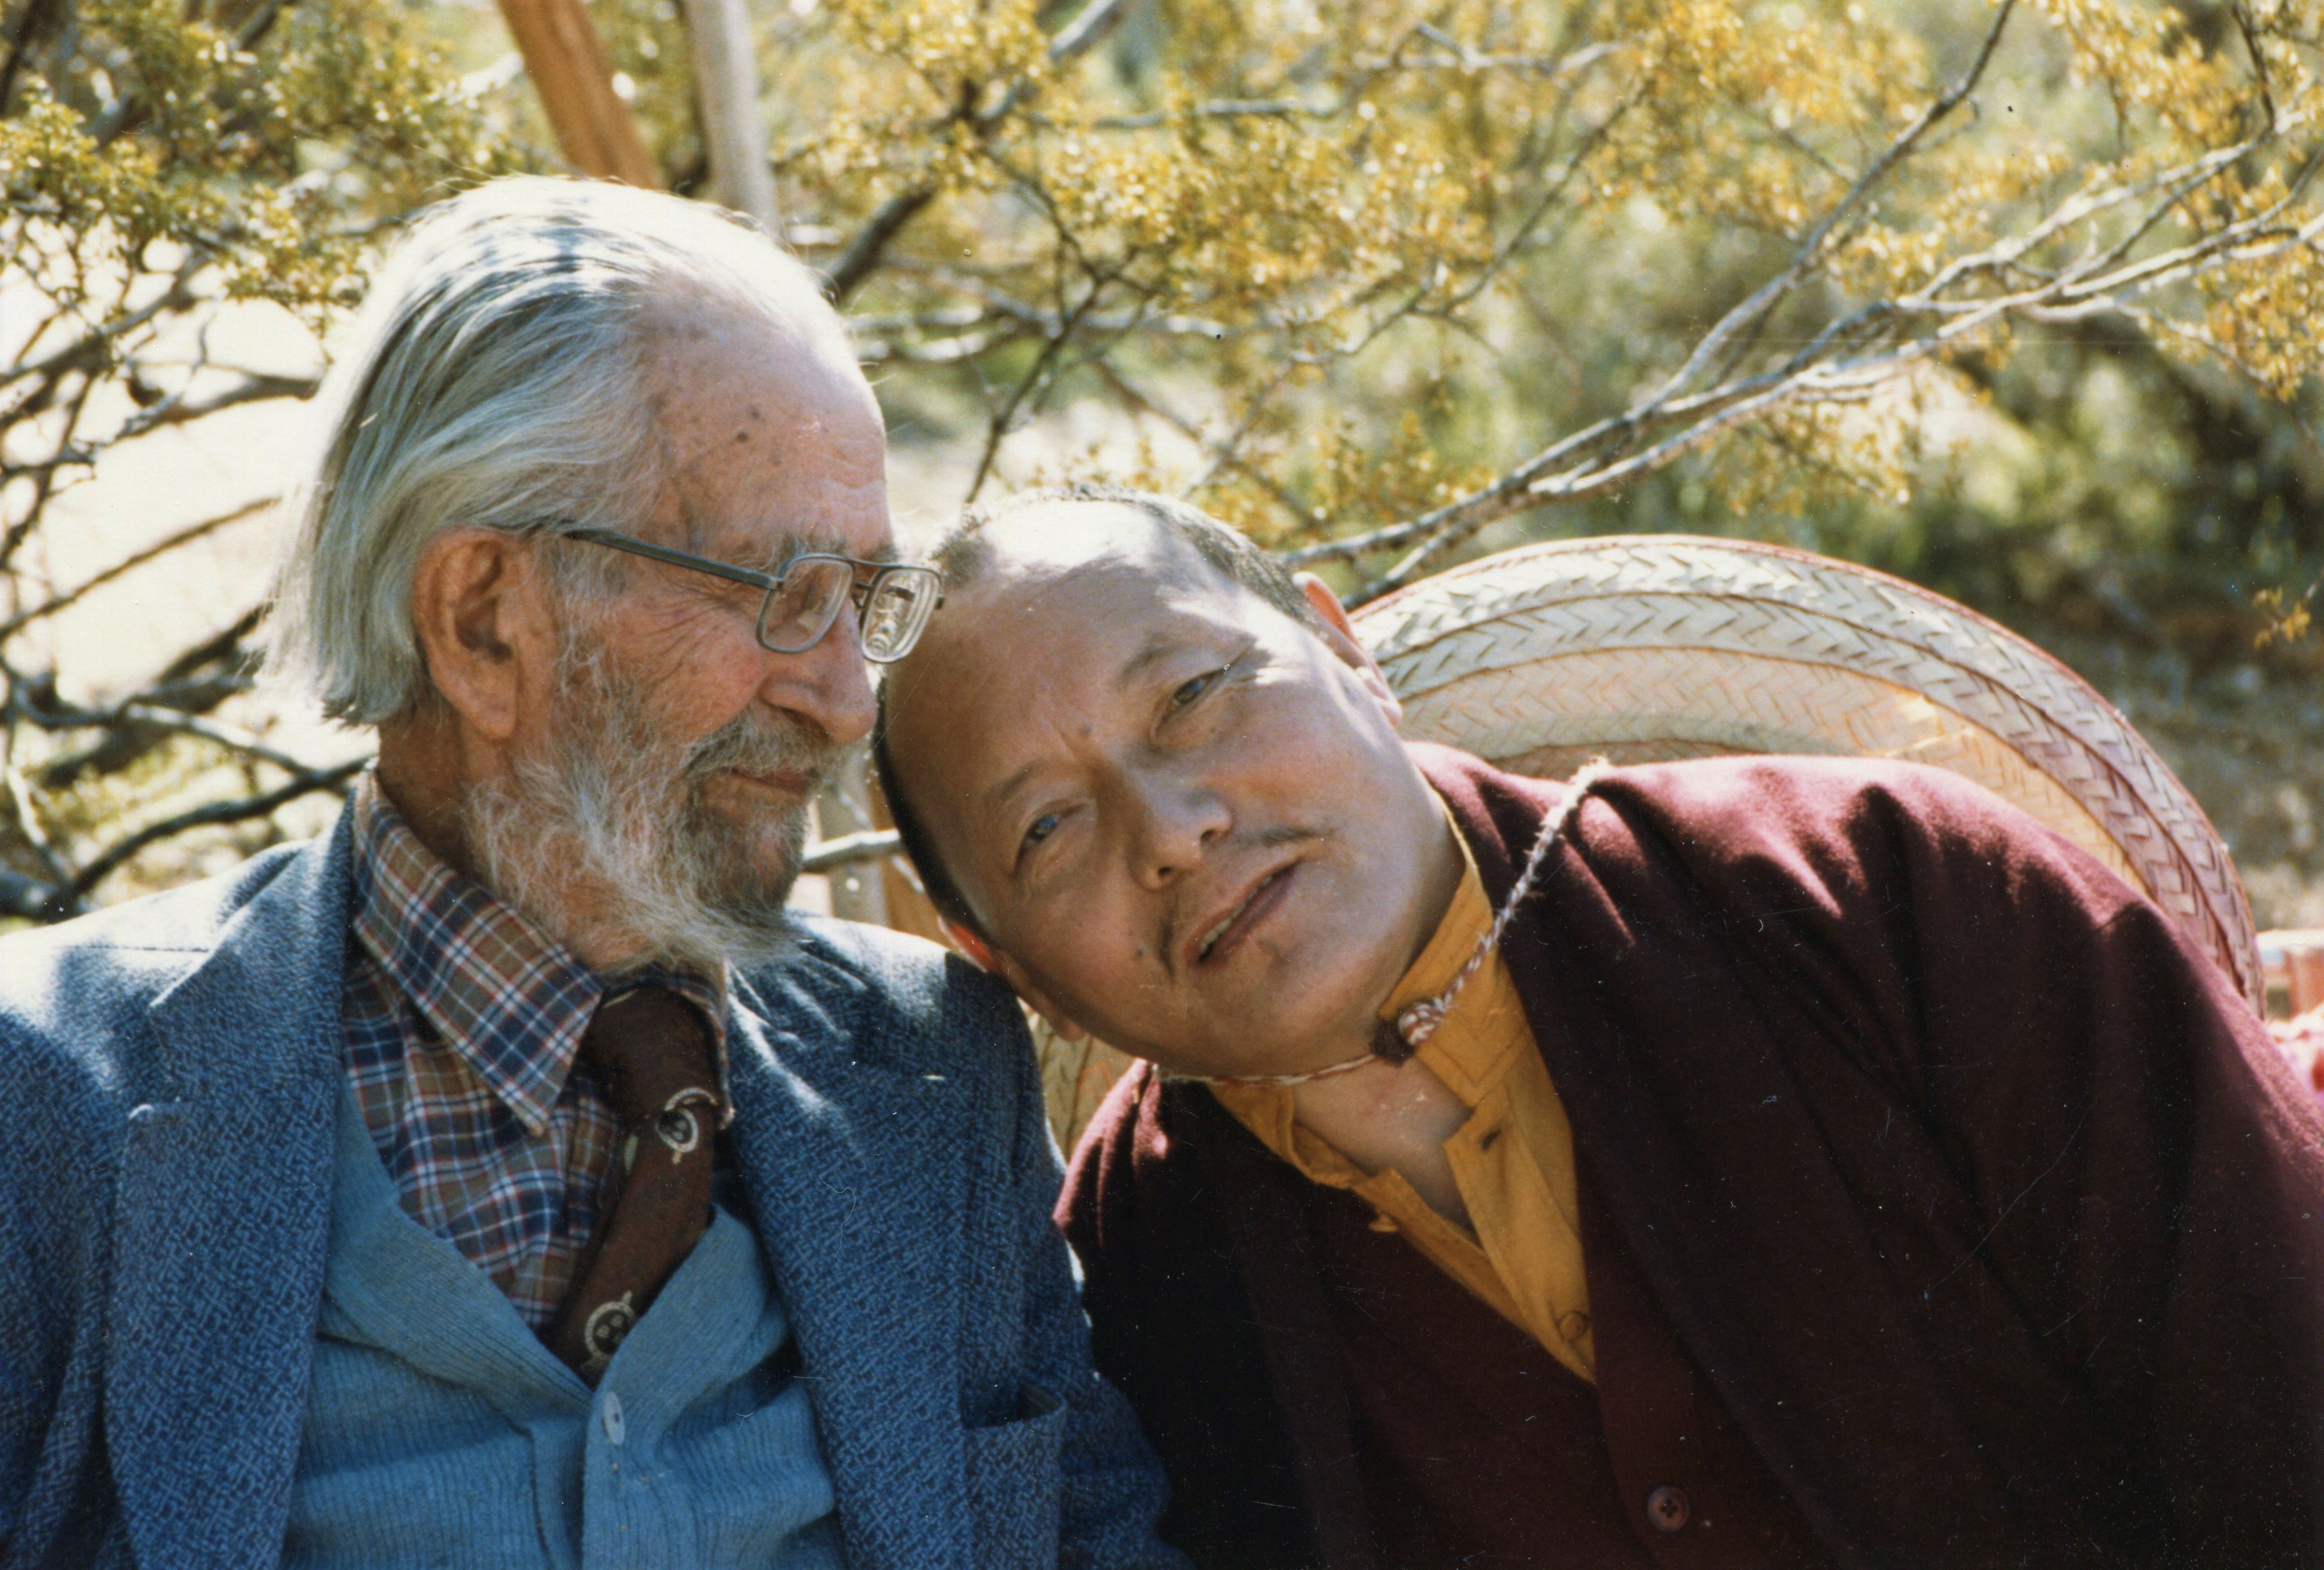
[1183,761,1612,1091]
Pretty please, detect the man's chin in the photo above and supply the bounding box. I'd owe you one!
[1118,1006,1378,1083]
[1162,950,1395,1073]
[693,815,809,909]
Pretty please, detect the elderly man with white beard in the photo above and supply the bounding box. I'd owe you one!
[0,178,1181,1570]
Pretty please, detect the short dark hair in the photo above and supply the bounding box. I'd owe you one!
[872,484,1319,936]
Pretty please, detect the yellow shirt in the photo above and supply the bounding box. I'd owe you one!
[1210,824,1595,1384]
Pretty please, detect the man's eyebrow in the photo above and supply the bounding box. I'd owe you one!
[982,759,1043,818]
[729,531,899,574]
[1113,633,1184,690]
[764,529,855,563]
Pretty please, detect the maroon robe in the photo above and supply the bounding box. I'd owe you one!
[1059,746,2324,1569]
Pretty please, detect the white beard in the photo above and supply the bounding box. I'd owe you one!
[466,641,836,978]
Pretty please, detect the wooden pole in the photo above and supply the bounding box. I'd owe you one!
[677,0,779,231]
[496,0,661,189]
[814,750,888,929]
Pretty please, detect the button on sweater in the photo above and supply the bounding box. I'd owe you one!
[288,1087,842,1569]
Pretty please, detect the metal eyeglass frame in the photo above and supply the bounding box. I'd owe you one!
[559,526,944,663]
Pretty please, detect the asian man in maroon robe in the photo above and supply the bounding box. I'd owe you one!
[872,484,2324,1570]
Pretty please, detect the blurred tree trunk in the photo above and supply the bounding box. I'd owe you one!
[496,0,659,186]
[679,0,777,229]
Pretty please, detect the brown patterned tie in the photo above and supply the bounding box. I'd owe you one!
[545,986,723,1381]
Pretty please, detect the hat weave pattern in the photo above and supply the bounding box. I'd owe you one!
[1351,536,2262,1009]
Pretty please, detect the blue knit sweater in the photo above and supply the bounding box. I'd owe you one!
[287,1087,845,1567]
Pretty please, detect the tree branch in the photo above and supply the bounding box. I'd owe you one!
[826,188,941,305]
[1300,107,2324,605]
[64,757,365,906]
[1629,0,2015,419]
[24,698,335,778]
[963,274,1108,502]
[0,496,277,641]
[823,0,1146,304]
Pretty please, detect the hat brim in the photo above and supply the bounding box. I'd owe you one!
[1353,535,2262,1009]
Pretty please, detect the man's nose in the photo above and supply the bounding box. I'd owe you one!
[758,609,877,746]
[1129,778,1232,890]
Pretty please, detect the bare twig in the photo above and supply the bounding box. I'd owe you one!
[109,370,318,446]
[824,0,1146,304]
[2234,0,2278,133]
[964,274,1109,502]
[1086,357,1314,523]
[1042,0,1141,67]
[1091,99,1307,131]
[0,866,70,922]
[0,264,204,395]
[23,698,333,778]
[39,609,267,788]
[65,757,367,904]
[827,188,938,305]
[1630,0,2015,418]
[801,828,901,872]
[4,766,72,892]
[0,496,278,641]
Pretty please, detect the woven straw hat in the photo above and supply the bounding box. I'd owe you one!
[1350,534,2264,1009]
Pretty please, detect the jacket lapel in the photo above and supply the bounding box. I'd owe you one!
[107,817,353,1570]
[725,957,975,1570]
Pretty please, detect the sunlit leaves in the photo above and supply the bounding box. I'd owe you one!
[2,0,515,316]
[748,0,2319,546]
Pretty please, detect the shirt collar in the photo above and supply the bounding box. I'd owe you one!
[349,773,731,1135]
[1379,797,1496,1022]
[1376,793,1524,1100]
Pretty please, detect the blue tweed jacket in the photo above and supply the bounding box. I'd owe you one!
[0,810,1182,1570]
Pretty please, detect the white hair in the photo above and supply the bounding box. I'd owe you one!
[267,176,852,724]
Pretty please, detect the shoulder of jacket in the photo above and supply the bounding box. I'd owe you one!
[740,913,1027,1060]
[1604,752,2009,812]
[0,842,310,1104]
[783,911,961,989]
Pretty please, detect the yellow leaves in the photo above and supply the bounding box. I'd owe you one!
[551,0,2324,573]
[2203,243,2324,401]
[1703,396,1911,521]
[1831,145,2071,297]
[3,0,514,318]
[1601,0,1935,245]
[2025,0,2251,149]
[1191,380,1494,550]
[1019,100,1484,319]
[2254,581,2316,647]
[827,0,1049,109]
[1306,404,1493,534]
[1,90,177,239]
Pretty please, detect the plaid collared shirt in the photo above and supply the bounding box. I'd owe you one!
[342,775,729,1328]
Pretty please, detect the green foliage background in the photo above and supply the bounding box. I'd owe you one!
[3,0,2323,926]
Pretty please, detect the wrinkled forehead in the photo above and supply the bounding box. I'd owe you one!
[941,504,1251,674]
[884,506,1251,797]
[634,304,891,563]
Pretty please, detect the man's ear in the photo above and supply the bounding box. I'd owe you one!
[939,919,1093,1046]
[408,528,560,743]
[1295,571,1402,727]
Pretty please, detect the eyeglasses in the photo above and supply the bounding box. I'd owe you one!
[560,527,944,663]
